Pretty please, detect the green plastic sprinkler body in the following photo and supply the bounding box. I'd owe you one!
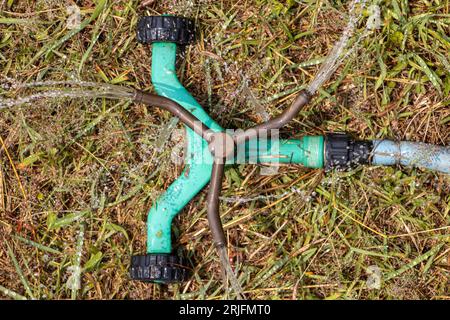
[129,16,370,283]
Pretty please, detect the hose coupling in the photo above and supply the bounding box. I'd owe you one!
[325,133,373,171]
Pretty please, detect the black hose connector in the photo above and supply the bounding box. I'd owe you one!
[137,16,196,45]
[130,254,188,283]
[325,133,372,171]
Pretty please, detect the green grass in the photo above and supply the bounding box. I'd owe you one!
[0,0,449,300]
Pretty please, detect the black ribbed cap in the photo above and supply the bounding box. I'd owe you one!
[137,16,196,45]
[130,254,188,283]
[325,133,372,171]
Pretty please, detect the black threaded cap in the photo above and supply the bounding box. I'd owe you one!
[325,133,372,171]
[136,16,196,45]
[130,254,188,283]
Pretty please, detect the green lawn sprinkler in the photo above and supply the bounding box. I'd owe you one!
[127,15,450,284]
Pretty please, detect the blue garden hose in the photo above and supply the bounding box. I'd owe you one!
[324,134,450,174]
[372,140,450,174]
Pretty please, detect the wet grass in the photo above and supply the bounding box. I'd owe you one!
[0,0,449,300]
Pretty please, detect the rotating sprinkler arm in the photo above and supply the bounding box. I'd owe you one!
[133,87,316,250]
[233,90,312,144]
[206,159,227,249]
[133,86,314,251]
[133,90,214,142]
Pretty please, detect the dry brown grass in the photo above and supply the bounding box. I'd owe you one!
[0,0,449,300]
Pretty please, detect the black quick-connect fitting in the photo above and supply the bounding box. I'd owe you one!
[325,133,373,171]
[130,254,188,283]
[137,16,196,45]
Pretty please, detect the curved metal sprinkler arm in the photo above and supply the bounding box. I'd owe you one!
[206,159,227,249]
[233,90,312,144]
[133,90,214,142]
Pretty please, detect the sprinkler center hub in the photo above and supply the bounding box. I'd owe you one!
[208,132,235,160]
